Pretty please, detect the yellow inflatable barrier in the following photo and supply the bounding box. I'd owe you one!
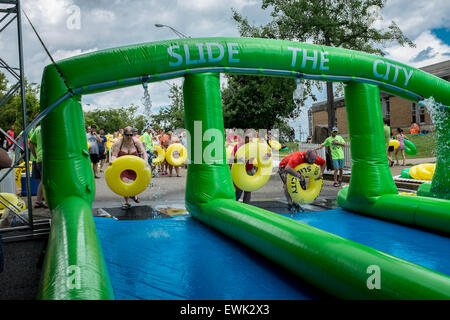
[152,145,166,166]
[268,139,282,150]
[409,163,435,181]
[166,143,187,167]
[105,155,151,197]
[0,193,26,217]
[399,192,417,196]
[389,139,400,149]
[231,142,272,192]
[287,163,323,204]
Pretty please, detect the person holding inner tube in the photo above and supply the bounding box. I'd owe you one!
[231,134,254,204]
[111,126,148,209]
[278,150,326,212]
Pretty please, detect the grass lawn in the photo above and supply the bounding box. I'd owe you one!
[401,133,436,160]
[278,142,299,158]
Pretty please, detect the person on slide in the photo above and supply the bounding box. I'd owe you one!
[111,126,148,209]
[278,150,326,212]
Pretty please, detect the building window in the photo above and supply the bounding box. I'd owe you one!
[382,98,390,123]
[419,105,426,123]
[411,102,417,123]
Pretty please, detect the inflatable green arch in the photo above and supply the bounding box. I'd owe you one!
[37,38,450,300]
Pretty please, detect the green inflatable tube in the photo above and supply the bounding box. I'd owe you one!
[404,139,417,155]
[401,168,412,179]
[37,38,450,299]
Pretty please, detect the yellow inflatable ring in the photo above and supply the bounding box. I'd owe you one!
[268,139,282,150]
[231,142,272,192]
[389,139,400,149]
[152,145,166,166]
[409,163,435,181]
[0,193,26,212]
[166,143,187,167]
[105,155,151,197]
[287,163,323,204]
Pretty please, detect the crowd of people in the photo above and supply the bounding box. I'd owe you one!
[85,125,188,178]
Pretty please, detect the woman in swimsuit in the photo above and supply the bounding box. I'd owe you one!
[111,126,148,209]
[394,127,408,166]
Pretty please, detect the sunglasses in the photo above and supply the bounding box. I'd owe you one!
[124,133,133,137]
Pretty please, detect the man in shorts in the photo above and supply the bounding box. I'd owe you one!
[140,125,154,168]
[86,125,102,178]
[278,149,326,212]
[98,128,107,172]
[316,127,346,187]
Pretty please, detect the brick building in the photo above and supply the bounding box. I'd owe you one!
[308,60,450,137]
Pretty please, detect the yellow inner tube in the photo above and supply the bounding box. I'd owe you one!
[166,143,187,167]
[105,155,151,197]
[231,142,272,192]
[287,163,323,204]
[152,145,166,166]
[268,139,282,150]
[389,139,400,149]
[0,193,26,217]
[409,163,435,181]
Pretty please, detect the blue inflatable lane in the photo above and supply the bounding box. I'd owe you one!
[283,209,450,276]
[94,216,326,300]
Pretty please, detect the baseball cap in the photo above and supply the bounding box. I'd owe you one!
[331,127,338,132]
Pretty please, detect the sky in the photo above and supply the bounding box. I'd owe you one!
[1,0,449,139]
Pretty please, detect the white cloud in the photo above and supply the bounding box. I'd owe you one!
[385,30,450,68]
[381,0,450,39]
[53,48,98,61]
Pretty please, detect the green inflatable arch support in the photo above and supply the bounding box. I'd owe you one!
[37,38,450,300]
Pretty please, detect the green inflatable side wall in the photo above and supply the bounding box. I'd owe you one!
[36,38,450,299]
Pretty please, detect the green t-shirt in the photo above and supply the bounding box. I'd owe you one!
[323,135,345,160]
[384,124,391,148]
[29,125,42,162]
[141,132,154,152]
[28,128,36,162]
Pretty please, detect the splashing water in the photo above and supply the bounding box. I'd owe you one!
[417,97,450,199]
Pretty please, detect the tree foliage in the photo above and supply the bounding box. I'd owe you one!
[0,71,40,135]
[83,104,146,134]
[151,82,185,131]
[222,74,297,130]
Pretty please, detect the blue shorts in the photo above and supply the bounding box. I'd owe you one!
[333,158,344,169]
[147,151,153,166]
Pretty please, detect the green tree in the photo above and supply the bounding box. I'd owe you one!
[0,72,40,135]
[83,104,146,134]
[233,0,415,129]
[222,74,298,130]
[151,83,185,131]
